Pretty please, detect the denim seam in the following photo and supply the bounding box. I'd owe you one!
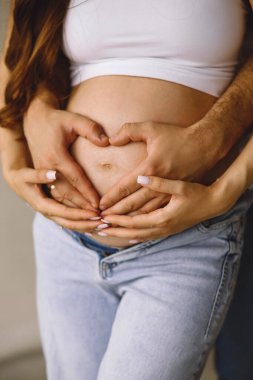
[203,225,233,340]
[104,238,169,264]
[191,223,243,379]
[190,227,235,379]
[97,236,170,263]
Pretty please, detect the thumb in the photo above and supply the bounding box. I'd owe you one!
[137,175,189,195]
[110,122,147,146]
[21,169,57,184]
[69,114,109,147]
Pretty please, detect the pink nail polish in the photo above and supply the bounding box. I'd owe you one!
[97,232,108,237]
[46,170,57,180]
[96,224,109,230]
[101,219,111,224]
[137,176,151,185]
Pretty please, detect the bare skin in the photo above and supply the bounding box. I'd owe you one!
[67,75,229,247]
[1,1,253,247]
[104,133,253,241]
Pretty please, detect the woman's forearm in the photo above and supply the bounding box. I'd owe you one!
[0,127,30,169]
[213,135,253,210]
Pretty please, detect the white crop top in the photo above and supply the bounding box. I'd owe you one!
[63,0,248,97]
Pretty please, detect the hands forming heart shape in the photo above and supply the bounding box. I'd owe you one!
[22,106,223,239]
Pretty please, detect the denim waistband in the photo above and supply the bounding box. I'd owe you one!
[66,187,253,257]
[66,228,166,257]
[69,231,122,255]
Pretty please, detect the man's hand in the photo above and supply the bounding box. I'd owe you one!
[100,120,220,215]
[100,45,253,215]
[24,98,109,210]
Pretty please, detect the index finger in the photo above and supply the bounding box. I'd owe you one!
[100,161,148,210]
[104,208,168,228]
[57,150,100,209]
[109,122,149,146]
[34,188,100,221]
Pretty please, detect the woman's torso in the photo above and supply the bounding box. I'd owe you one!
[64,0,248,247]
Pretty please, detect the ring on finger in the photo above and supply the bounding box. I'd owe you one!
[43,183,57,198]
[47,183,56,193]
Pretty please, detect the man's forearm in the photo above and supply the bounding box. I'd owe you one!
[199,53,253,162]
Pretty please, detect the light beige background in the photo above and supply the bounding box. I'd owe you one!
[0,0,216,378]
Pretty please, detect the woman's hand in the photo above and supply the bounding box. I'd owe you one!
[100,120,221,214]
[4,166,102,232]
[101,187,171,216]
[99,175,238,241]
[1,131,102,232]
[24,95,109,210]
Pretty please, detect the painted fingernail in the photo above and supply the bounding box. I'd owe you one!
[137,176,150,185]
[85,232,93,237]
[129,240,139,244]
[97,232,108,236]
[89,217,101,221]
[96,224,109,230]
[101,219,111,224]
[46,170,57,180]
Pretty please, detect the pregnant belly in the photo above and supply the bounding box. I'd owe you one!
[67,76,217,246]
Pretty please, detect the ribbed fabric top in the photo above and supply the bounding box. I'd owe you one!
[63,0,248,97]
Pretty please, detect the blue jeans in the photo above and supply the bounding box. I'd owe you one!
[215,205,253,380]
[32,190,253,380]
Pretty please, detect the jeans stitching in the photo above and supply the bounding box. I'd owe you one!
[203,222,241,340]
[190,224,242,379]
[197,214,242,233]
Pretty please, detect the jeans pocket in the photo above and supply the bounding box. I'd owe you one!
[197,189,253,233]
[197,213,242,233]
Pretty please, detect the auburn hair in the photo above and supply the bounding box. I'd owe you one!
[0,0,71,129]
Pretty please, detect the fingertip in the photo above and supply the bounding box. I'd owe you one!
[109,135,117,142]
[99,133,108,140]
[109,135,120,145]
[109,134,129,146]
[46,170,57,181]
[99,134,109,145]
[137,175,151,186]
